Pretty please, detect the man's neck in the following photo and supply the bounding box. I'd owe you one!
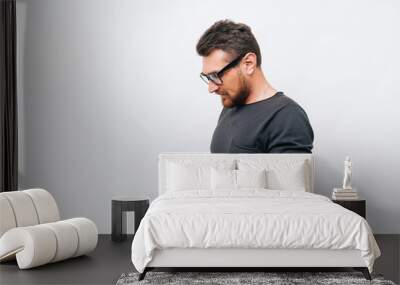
[244,70,277,104]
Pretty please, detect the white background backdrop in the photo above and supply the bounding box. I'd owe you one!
[16,0,400,233]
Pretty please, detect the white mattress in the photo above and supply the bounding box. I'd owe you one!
[131,189,381,273]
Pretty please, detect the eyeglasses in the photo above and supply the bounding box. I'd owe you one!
[200,54,245,85]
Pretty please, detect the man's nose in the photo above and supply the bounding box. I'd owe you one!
[208,81,219,93]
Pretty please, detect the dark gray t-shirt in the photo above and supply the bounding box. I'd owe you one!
[210,92,314,153]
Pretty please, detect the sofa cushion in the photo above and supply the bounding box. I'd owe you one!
[0,196,17,237]
[0,218,98,269]
[0,189,60,238]
[24,189,60,224]
[0,192,39,227]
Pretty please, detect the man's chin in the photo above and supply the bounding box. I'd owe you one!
[221,97,235,108]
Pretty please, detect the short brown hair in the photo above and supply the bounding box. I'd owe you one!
[196,20,262,66]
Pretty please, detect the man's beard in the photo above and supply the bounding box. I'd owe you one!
[221,76,249,108]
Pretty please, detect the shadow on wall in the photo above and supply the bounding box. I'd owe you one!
[17,0,53,192]
[313,154,341,197]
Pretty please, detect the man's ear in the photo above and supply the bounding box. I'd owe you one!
[242,52,257,75]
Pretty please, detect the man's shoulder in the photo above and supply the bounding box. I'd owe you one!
[277,94,308,115]
[277,93,300,106]
[258,92,301,110]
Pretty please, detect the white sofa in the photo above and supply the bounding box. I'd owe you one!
[0,188,98,269]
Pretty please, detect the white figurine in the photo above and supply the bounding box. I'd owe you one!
[342,156,352,190]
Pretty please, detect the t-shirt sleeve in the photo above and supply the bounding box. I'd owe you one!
[265,104,314,153]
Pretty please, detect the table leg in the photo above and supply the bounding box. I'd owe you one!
[112,201,127,241]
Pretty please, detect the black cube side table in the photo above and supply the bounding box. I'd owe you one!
[112,196,150,242]
[332,199,366,219]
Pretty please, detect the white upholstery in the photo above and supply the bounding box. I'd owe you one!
[1,191,40,227]
[0,189,98,269]
[24,188,60,224]
[0,196,17,237]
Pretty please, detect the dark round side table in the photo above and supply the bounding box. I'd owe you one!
[111,196,150,242]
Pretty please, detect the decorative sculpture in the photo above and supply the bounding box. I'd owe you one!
[342,156,352,190]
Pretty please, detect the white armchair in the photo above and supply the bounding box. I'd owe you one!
[0,188,98,269]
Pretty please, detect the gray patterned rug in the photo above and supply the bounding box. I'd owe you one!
[116,271,397,285]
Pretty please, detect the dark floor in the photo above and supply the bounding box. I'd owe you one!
[0,234,399,285]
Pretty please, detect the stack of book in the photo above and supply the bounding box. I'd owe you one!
[332,188,359,200]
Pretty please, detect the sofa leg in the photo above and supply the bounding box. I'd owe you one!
[354,267,371,280]
[138,268,148,281]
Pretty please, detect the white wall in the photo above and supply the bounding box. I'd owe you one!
[17,0,400,233]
